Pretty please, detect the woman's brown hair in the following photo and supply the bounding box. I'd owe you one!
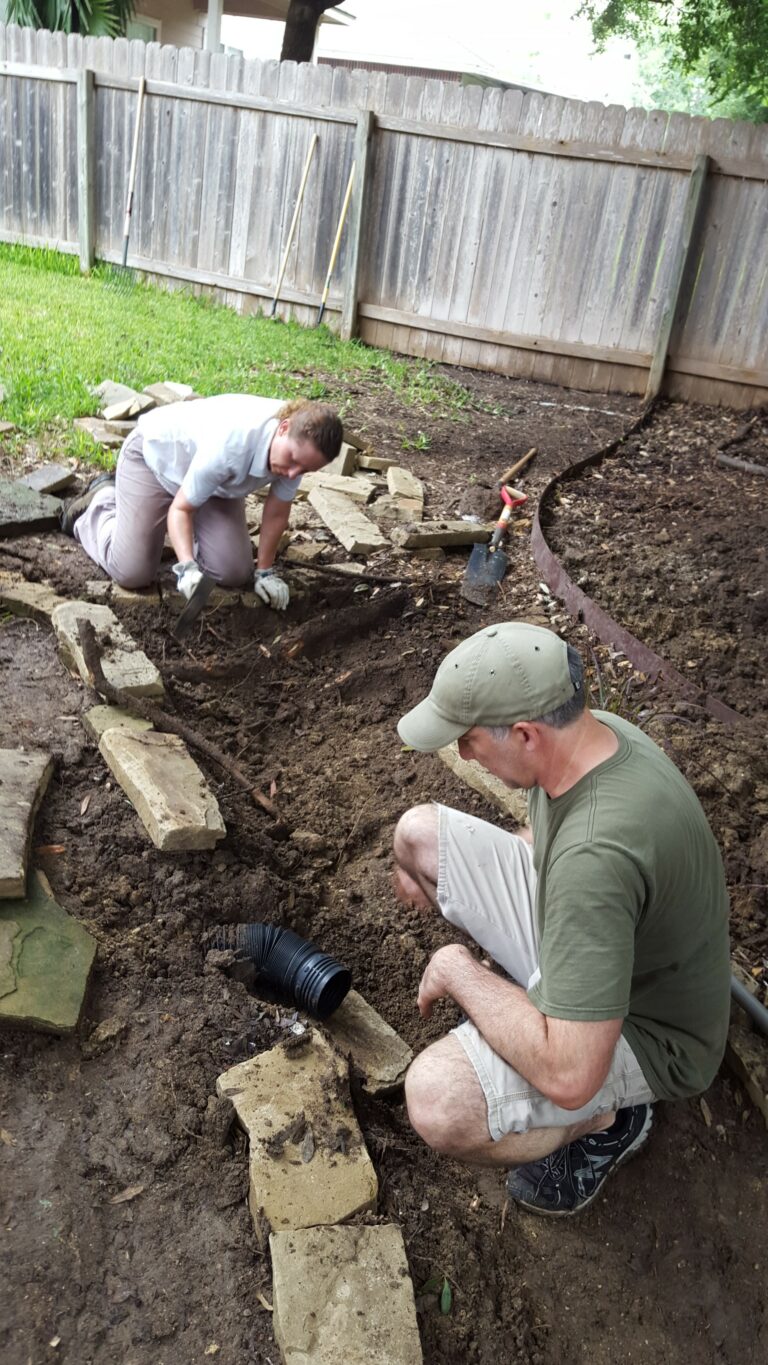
[277,399,343,463]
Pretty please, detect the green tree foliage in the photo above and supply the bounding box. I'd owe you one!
[6,0,135,38]
[582,0,768,116]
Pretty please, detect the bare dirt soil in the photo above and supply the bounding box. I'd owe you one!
[1,372,766,1365]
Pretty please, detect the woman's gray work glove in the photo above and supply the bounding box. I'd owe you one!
[172,560,204,601]
[254,568,290,611]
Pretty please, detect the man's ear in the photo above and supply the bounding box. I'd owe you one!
[512,721,538,750]
[277,418,290,434]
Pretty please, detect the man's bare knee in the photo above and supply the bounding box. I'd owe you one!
[393,804,438,878]
[405,1038,487,1156]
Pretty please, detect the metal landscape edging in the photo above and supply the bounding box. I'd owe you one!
[530,409,750,729]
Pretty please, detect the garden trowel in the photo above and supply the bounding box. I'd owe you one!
[173,572,216,640]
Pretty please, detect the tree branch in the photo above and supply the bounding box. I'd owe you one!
[76,617,277,815]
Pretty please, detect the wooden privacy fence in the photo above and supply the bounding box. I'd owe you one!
[1,23,767,407]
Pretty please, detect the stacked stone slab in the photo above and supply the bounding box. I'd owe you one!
[0,750,53,899]
[99,728,226,851]
[216,1024,422,1362]
[52,600,164,698]
[0,479,63,536]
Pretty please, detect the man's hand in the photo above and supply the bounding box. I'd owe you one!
[172,559,204,601]
[254,568,290,611]
[417,944,477,1018]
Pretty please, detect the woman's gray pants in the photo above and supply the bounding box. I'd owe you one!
[74,430,254,589]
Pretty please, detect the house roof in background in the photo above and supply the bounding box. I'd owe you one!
[192,0,350,23]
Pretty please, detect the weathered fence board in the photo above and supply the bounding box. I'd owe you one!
[0,23,766,408]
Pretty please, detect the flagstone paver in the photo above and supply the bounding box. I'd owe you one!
[0,480,62,536]
[0,871,97,1032]
[0,750,54,899]
[99,728,226,851]
[216,1031,377,1232]
[51,601,163,697]
[323,989,412,1096]
[19,464,76,495]
[270,1224,422,1365]
[82,705,153,743]
[0,572,68,622]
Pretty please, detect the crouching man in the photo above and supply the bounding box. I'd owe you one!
[394,622,730,1215]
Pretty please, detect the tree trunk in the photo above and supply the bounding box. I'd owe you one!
[280,0,337,63]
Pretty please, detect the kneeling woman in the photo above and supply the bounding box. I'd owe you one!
[63,394,342,611]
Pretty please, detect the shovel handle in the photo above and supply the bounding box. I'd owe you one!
[499,447,537,485]
[489,501,514,552]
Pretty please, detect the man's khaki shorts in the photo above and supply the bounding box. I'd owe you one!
[436,804,656,1139]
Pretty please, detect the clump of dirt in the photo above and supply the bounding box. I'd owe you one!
[1,373,766,1365]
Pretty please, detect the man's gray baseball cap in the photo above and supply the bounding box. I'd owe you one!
[397,622,577,752]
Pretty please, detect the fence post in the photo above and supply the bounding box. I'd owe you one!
[76,68,95,271]
[340,109,374,342]
[644,153,709,404]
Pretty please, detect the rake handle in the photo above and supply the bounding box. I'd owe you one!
[317,163,356,324]
[498,446,537,485]
[121,76,146,268]
[270,133,318,317]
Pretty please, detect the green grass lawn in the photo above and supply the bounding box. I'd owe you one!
[0,244,474,467]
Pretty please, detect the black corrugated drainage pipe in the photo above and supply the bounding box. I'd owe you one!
[731,974,768,1037]
[211,922,351,1022]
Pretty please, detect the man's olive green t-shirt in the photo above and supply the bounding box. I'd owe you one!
[527,711,730,1101]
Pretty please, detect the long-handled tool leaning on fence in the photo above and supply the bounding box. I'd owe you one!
[109,76,146,290]
[269,133,319,318]
[316,163,355,325]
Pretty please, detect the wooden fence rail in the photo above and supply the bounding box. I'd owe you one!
[1,24,766,407]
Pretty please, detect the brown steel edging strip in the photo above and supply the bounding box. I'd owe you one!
[530,411,749,729]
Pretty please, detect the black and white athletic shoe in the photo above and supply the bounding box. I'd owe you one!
[59,472,115,536]
[507,1103,653,1217]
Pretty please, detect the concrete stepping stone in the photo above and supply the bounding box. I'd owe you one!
[0,871,97,1032]
[324,441,359,477]
[19,464,76,495]
[93,380,141,408]
[73,417,133,448]
[299,471,376,504]
[270,1224,422,1365]
[358,453,396,471]
[0,571,68,622]
[102,394,155,422]
[0,421,16,436]
[111,584,161,607]
[82,705,153,743]
[51,601,163,698]
[142,382,187,405]
[0,479,62,536]
[216,1031,377,1233]
[322,989,412,1096]
[99,728,226,851]
[370,494,424,528]
[308,488,389,555]
[283,541,328,564]
[0,750,53,899]
[438,741,528,826]
[391,520,492,549]
[387,466,424,505]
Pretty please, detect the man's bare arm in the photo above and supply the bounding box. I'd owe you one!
[418,943,622,1110]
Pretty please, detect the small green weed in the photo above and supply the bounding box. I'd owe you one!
[401,430,431,452]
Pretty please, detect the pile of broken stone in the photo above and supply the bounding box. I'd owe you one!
[0,400,433,1362]
[0,378,509,1361]
[0,602,425,1361]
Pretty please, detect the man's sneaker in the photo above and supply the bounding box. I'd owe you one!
[507,1104,653,1217]
[59,472,115,536]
